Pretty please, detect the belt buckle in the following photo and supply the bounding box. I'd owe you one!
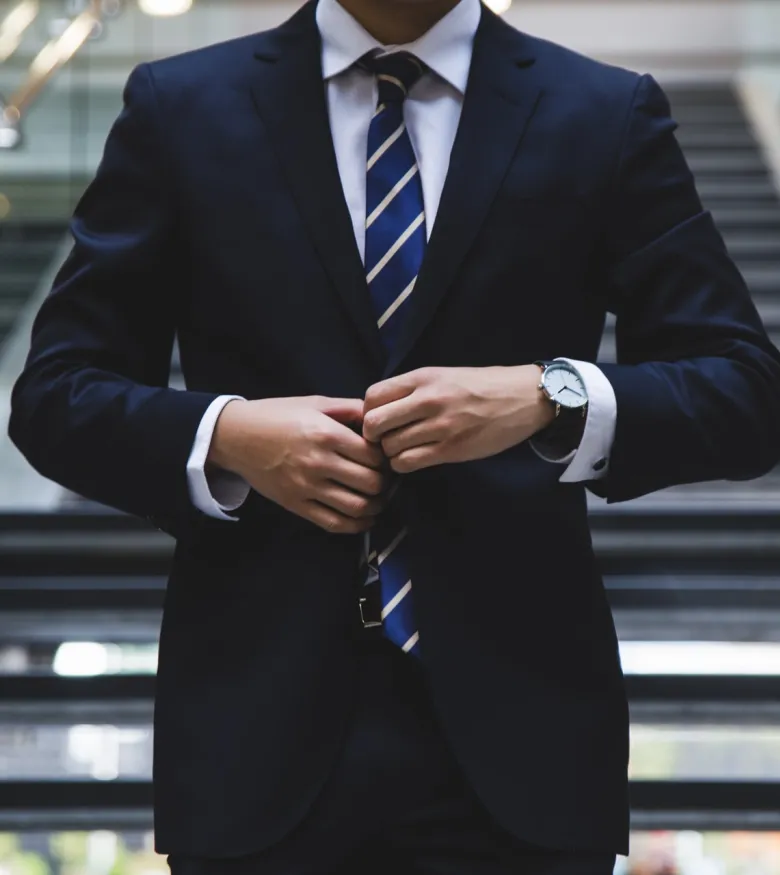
[359,574,383,629]
[359,534,383,629]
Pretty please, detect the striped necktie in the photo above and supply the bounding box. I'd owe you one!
[361,51,425,658]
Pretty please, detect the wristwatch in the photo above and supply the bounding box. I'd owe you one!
[534,360,588,442]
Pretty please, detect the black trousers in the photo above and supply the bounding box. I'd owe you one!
[168,635,616,875]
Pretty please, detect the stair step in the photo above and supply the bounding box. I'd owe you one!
[738,264,780,292]
[688,152,768,176]
[0,300,23,328]
[0,240,61,266]
[0,275,39,301]
[676,129,757,150]
[0,223,66,244]
[670,106,747,127]
[723,233,780,259]
[710,204,780,230]
[663,85,737,104]
[697,177,778,202]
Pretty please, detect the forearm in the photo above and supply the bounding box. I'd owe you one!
[9,359,220,521]
[593,348,780,502]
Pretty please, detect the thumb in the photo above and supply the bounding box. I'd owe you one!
[314,396,365,426]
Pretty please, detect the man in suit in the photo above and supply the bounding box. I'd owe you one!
[9,0,780,871]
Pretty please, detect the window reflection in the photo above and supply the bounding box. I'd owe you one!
[0,642,158,676]
[630,725,780,781]
[7,640,780,677]
[0,832,776,874]
[621,641,780,676]
[0,724,152,780]
[618,831,780,875]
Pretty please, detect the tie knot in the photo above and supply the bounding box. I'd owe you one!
[359,51,425,104]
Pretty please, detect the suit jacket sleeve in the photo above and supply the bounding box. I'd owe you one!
[8,64,221,537]
[590,74,780,503]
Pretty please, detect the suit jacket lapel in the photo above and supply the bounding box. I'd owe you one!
[383,9,542,378]
[250,2,384,368]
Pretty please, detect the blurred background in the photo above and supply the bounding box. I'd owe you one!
[0,0,780,872]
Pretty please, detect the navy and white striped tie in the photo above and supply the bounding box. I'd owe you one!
[361,51,425,658]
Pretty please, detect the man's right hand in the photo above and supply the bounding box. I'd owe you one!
[207,397,389,534]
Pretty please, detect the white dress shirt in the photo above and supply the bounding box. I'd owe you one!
[186,0,617,519]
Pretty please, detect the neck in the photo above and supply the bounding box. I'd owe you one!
[336,0,462,45]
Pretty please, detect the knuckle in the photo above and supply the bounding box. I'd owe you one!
[350,496,371,517]
[364,385,381,406]
[323,515,342,533]
[366,473,384,496]
[362,413,379,436]
[305,420,334,447]
[391,457,407,474]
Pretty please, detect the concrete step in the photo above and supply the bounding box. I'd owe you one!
[0,271,39,301]
[666,86,735,104]
[722,232,780,260]
[0,300,22,330]
[687,151,768,176]
[677,128,758,150]
[738,264,780,294]
[710,204,780,230]
[0,223,66,245]
[670,106,747,127]
[0,240,61,267]
[698,178,778,203]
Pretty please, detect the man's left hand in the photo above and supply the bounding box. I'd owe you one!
[362,365,556,473]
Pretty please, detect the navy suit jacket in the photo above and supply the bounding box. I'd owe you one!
[10,1,780,858]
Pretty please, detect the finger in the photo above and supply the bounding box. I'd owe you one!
[314,396,365,427]
[363,395,429,442]
[326,457,388,497]
[305,502,375,535]
[363,371,424,415]
[381,421,443,458]
[390,444,441,474]
[330,424,387,469]
[316,483,385,519]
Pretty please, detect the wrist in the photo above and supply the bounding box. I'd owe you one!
[528,364,556,435]
[207,399,247,475]
[502,365,555,438]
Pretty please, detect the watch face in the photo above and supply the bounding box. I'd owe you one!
[543,363,588,410]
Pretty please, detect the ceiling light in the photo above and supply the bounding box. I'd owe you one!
[0,100,21,150]
[0,0,39,63]
[483,0,511,13]
[28,10,97,81]
[138,0,193,16]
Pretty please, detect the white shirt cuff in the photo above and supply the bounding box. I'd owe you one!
[186,395,250,520]
[532,359,617,483]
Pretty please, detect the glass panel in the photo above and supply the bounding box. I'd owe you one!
[0,832,167,875]
[0,725,152,780]
[630,725,780,781]
[0,832,777,873]
[0,643,158,676]
[620,641,780,676]
[619,832,780,875]
[9,640,780,678]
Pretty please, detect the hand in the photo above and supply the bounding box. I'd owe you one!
[362,365,555,473]
[208,396,390,533]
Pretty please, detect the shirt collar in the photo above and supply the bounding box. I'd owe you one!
[316,0,481,95]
